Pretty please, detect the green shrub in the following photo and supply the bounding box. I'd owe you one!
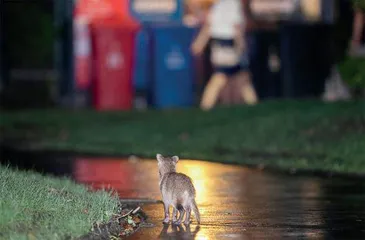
[338,57,365,90]
[353,0,365,10]
[4,2,54,68]
[334,1,365,96]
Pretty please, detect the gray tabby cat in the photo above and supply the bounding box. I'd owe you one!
[156,154,201,225]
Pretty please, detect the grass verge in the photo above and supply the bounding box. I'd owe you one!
[1,100,365,174]
[0,164,143,240]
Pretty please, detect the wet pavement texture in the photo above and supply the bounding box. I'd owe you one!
[2,149,365,239]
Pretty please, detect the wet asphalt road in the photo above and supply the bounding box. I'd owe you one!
[72,158,365,240]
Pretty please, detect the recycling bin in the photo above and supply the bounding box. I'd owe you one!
[132,27,152,109]
[90,18,138,110]
[150,23,199,108]
[133,28,152,91]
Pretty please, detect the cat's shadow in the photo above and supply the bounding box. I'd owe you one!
[158,223,200,239]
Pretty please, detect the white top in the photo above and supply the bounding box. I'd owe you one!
[208,0,244,39]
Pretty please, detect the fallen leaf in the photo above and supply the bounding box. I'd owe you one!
[127,216,134,225]
[123,223,134,233]
[132,216,141,224]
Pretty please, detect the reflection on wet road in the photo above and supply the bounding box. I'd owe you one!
[73,158,365,240]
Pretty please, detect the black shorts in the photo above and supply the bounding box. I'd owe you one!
[210,38,249,76]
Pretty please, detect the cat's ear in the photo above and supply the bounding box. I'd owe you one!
[156,153,164,162]
[172,156,179,163]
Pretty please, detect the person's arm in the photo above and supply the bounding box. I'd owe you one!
[234,1,247,53]
[191,20,211,56]
[234,24,245,54]
[351,7,364,48]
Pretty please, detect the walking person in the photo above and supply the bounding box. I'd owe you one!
[191,0,257,111]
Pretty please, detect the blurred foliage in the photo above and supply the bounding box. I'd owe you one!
[3,1,54,68]
[333,0,365,93]
[352,0,365,10]
[338,57,365,89]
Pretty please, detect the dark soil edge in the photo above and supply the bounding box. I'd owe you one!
[2,143,365,181]
[77,203,149,240]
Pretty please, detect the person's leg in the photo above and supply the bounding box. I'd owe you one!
[237,70,258,105]
[237,47,258,105]
[229,74,244,105]
[219,66,243,106]
[200,72,228,110]
[219,78,234,106]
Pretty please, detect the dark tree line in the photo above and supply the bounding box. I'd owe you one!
[2,0,54,69]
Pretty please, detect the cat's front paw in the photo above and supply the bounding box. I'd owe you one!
[162,217,170,224]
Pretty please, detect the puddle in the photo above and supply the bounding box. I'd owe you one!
[2,147,365,239]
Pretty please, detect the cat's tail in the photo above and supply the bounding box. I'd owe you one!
[191,199,200,224]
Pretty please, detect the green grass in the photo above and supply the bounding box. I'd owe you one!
[0,165,119,240]
[1,100,365,174]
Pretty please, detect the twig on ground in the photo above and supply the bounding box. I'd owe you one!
[121,209,133,218]
[132,206,141,214]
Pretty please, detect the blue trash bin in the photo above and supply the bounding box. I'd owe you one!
[150,23,198,108]
[133,28,152,91]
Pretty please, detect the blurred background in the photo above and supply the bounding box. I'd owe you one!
[0,0,364,110]
[1,3,365,238]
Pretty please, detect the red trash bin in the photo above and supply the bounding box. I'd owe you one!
[90,18,138,110]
